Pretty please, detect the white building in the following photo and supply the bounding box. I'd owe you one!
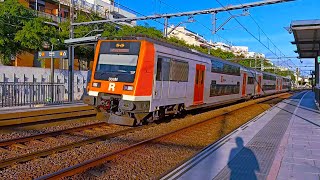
[167,25,267,59]
[59,0,136,26]
[167,26,211,47]
[231,46,249,55]
[246,52,266,59]
[210,41,232,52]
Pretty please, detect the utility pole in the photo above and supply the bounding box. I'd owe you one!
[296,68,299,86]
[212,10,249,35]
[163,17,169,37]
[212,13,216,34]
[255,58,257,69]
[50,44,54,103]
[68,0,75,102]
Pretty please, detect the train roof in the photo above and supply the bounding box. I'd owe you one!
[100,35,242,66]
[99,36,291,80]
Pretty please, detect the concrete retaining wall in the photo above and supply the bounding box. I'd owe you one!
[0,66,89,101]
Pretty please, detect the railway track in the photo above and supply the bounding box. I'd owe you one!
[0,122,107,148]
[0,123,146,169]
[33,93,290,180]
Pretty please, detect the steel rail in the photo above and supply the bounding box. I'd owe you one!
[0,108,96,127]
[36,93,289,180]
[0,125,149,169]
[0,122,107,147]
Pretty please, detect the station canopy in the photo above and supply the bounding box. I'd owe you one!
[291,20,320,58]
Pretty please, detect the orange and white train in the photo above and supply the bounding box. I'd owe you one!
[84,36,291,126]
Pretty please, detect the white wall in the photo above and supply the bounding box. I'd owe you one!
[0,66,89,101]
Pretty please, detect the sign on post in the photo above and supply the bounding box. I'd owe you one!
[38,50,68,59]
[317,56,320,63]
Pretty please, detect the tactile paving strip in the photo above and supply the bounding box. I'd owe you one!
[213,101,297,180]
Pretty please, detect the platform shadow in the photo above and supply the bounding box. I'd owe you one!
[227,137,260,180]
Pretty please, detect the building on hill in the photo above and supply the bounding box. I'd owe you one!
[167,26,211,47]
[17,0,136,26]
[209,41,232,52]
[167,25,266,60]
[246,52,266,59]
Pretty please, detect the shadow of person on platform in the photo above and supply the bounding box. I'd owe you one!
[228,137,260,180]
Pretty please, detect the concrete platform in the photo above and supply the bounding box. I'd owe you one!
[0,102,86,114]
[162,90,320,180]
[0,103,95,127]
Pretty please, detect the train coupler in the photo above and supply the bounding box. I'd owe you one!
[108,114,136,126]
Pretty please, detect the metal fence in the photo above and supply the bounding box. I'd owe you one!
[0,83,66,107]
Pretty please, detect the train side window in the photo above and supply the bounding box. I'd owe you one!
[235,67,240,76]
[156,57,162,81]
[170,60,189,82]
[156,57,170,81]
[211,60,223,73]
[162,59,170,81]
[223,64,231,74]
[248,77,255,84]
[200,70,204,84]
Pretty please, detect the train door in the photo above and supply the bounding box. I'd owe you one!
[193,64,205,105]
[242,73,247,96]
[280,79,282,90]
[257,75,262,94]
[276,79,279,91]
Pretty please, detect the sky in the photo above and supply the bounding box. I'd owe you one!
[117,0,319,76]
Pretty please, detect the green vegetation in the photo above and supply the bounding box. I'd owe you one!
[0,0,34,65]
[232,58,295,80]
[0,0,60,65]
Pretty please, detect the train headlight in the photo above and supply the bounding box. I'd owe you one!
[92,82,101,88]
[123,85,134,91]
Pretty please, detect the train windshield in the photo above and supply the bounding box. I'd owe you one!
[95,54,138,83]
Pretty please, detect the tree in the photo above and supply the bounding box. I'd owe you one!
[0,0,34,65]
[111,25,164,38]
[74,45,94,70]
[15,17,60,51]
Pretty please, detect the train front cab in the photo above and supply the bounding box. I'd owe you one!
[84,39,156,126]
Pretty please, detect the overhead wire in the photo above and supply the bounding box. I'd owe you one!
[111,1,220,44]
[215,0,297,72]
[236,0,297,69]
[157,0,233,45]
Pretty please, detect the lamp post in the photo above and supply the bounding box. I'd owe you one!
[50,39,60,103]
[50,43,54,103]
